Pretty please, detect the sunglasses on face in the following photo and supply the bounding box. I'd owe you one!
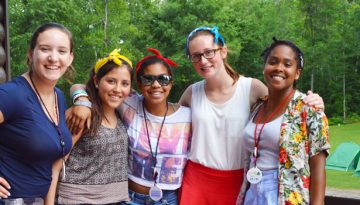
[139,74,173,86]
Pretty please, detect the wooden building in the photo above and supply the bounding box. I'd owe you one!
[0,0,10,83]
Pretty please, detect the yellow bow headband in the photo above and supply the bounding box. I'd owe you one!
[94,49,133,73]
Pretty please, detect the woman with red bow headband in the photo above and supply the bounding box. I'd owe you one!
[66,48,191,205]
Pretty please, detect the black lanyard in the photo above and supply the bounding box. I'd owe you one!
[29,73,66,157]
[142,101,168,182]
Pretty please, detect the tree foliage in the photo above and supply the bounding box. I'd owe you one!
[8,0,360,119]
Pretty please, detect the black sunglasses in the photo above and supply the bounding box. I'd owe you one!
[140,74,173,86]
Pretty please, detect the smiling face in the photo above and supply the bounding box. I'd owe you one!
[263,45,301,92]
[95,65,132,112]
[188,34,227,79]
[28,28,74,83]
[137,62,173,107]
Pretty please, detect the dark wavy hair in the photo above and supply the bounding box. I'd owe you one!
[261,37,304,70]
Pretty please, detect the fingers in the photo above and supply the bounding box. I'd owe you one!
[73,117,85,135]
[0,177,11,198]
[304,90,325,111]
[86,118,91,130]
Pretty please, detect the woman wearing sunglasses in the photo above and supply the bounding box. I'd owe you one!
[67,48,191,205]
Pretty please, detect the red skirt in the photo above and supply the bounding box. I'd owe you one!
[179,160,244,205]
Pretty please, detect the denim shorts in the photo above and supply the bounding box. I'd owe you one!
[125,189,178,205]
[244,169,278,205]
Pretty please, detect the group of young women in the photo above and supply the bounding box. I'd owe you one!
[0,22,329,205]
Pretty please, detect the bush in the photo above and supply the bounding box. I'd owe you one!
[328,116,344,126]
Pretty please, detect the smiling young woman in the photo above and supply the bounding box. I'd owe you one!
[0,22,74,204]
[238,39,330,205]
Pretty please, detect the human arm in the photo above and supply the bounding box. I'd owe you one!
[66,84,92,135]
[44,158,63,205]
[309,151,327,205]
[249,78,268,107]
[306,103,330,205]
[236,142,251,205]
[44,130,82,204]
[178,85,192,107]
[249,78,324,109]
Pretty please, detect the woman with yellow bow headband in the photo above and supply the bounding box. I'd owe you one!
[66,48,192,205]
[49,49,133,204]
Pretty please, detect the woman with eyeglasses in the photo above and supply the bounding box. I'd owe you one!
[178,26,325,205]
[67,48,191,205]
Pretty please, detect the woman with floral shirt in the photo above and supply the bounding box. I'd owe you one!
[237,38,330,205]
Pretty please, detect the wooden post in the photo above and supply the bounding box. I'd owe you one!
[0,0,10,83]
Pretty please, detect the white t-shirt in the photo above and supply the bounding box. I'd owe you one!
[119,94,192,190]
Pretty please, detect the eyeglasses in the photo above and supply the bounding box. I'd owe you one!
[189,48,222,63]
[140,74,173,86]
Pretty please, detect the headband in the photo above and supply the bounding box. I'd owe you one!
[185,26,225,57]
[94,49,133,74]
[135,48,177,74]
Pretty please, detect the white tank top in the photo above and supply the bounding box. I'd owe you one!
[189,76,252,170]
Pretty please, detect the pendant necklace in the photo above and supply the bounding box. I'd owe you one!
[247,89,294,184]
[142,101,168,201]
[29,73,67,178]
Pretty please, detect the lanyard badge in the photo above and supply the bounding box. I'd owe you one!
[247,90,294,184]
[143,102,168,201]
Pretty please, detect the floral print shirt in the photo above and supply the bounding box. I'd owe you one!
[238,90,330,205]
[278,90,330,205]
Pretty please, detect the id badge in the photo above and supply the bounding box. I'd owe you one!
[246,166,263,184]
[149,184,163,201]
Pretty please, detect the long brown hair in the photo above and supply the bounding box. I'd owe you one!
[86,61,133,136]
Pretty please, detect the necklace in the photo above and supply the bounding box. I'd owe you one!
[142,101,168,201]
[253,89,295,163]
[246,89,295,184]
[29,73,67,176]
[142,101,168,176]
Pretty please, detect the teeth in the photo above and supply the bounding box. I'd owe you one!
[46,66,59,70]
[109,96,121,100]
[272,75,285,80]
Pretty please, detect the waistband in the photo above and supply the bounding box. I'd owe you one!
[0,197,44,205]
[186,160,244,177]
[260,169,278,179]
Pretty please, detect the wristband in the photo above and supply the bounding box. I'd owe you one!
[71,89,88,102]
[72,93,89,104]
[73,100,92,108]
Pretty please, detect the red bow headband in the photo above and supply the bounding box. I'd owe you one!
[136,48,177,74]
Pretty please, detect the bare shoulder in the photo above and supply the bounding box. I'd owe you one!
[250,78,268,107]
[179,85,192,107]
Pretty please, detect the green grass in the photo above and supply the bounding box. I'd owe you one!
[326,122,360,190]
